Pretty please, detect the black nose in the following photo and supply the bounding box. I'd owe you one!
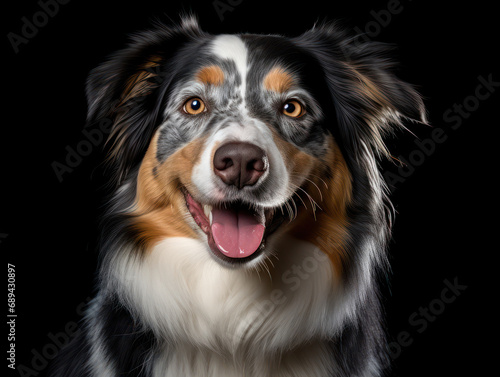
[213,142,267,189]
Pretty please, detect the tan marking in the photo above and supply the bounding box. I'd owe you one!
[338,61,394,156]
[356,71,390,106]
[272,132,352,281]
[196,65,225,86]
[343,61,390,107]
[106,56,163,165]
[121,56,162,105]
[130,132,207,251]
[263,67,294,93]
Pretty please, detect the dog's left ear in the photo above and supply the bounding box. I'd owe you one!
[294,22,427,159]
[85,16,203,185]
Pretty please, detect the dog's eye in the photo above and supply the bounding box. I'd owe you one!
[183,97,206,115]
[282,100,305,118]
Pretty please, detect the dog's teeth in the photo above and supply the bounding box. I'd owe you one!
[256,207,265,224]
[203,205,212,218]
[209,211,213,226]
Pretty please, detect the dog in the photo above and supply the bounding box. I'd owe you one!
[50,16,426,377]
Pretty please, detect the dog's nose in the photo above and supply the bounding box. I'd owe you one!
[213,142,267,188]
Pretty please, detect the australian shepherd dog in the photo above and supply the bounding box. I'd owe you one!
[50,16,426,377]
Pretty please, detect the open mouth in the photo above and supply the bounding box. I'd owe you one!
[184,190,285,265]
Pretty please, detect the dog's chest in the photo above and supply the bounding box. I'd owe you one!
[116,236,338,375]
[152,341,334,377]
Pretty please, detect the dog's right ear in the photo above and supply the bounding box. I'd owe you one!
[295,21,427,162]
[85,16,203,185]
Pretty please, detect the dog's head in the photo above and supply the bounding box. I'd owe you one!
[88,17,425,270]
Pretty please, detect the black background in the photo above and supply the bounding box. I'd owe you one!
[3,0,498,376]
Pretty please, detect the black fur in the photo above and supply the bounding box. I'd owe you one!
[48,327,91,377]
[99,297,157,377]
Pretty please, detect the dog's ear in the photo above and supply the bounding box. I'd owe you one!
[294,22,427,160]
[86,16,203,185]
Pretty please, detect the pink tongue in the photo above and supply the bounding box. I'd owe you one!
[211,207,265,258]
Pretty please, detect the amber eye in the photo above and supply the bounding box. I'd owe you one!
[183,97,206,115]
[282,100,304,118]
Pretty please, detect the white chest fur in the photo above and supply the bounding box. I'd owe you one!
[153,340,333,377]
[109,236,339,376]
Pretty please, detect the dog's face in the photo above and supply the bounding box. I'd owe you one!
[145,33,339,267]
[88,18,425,271]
